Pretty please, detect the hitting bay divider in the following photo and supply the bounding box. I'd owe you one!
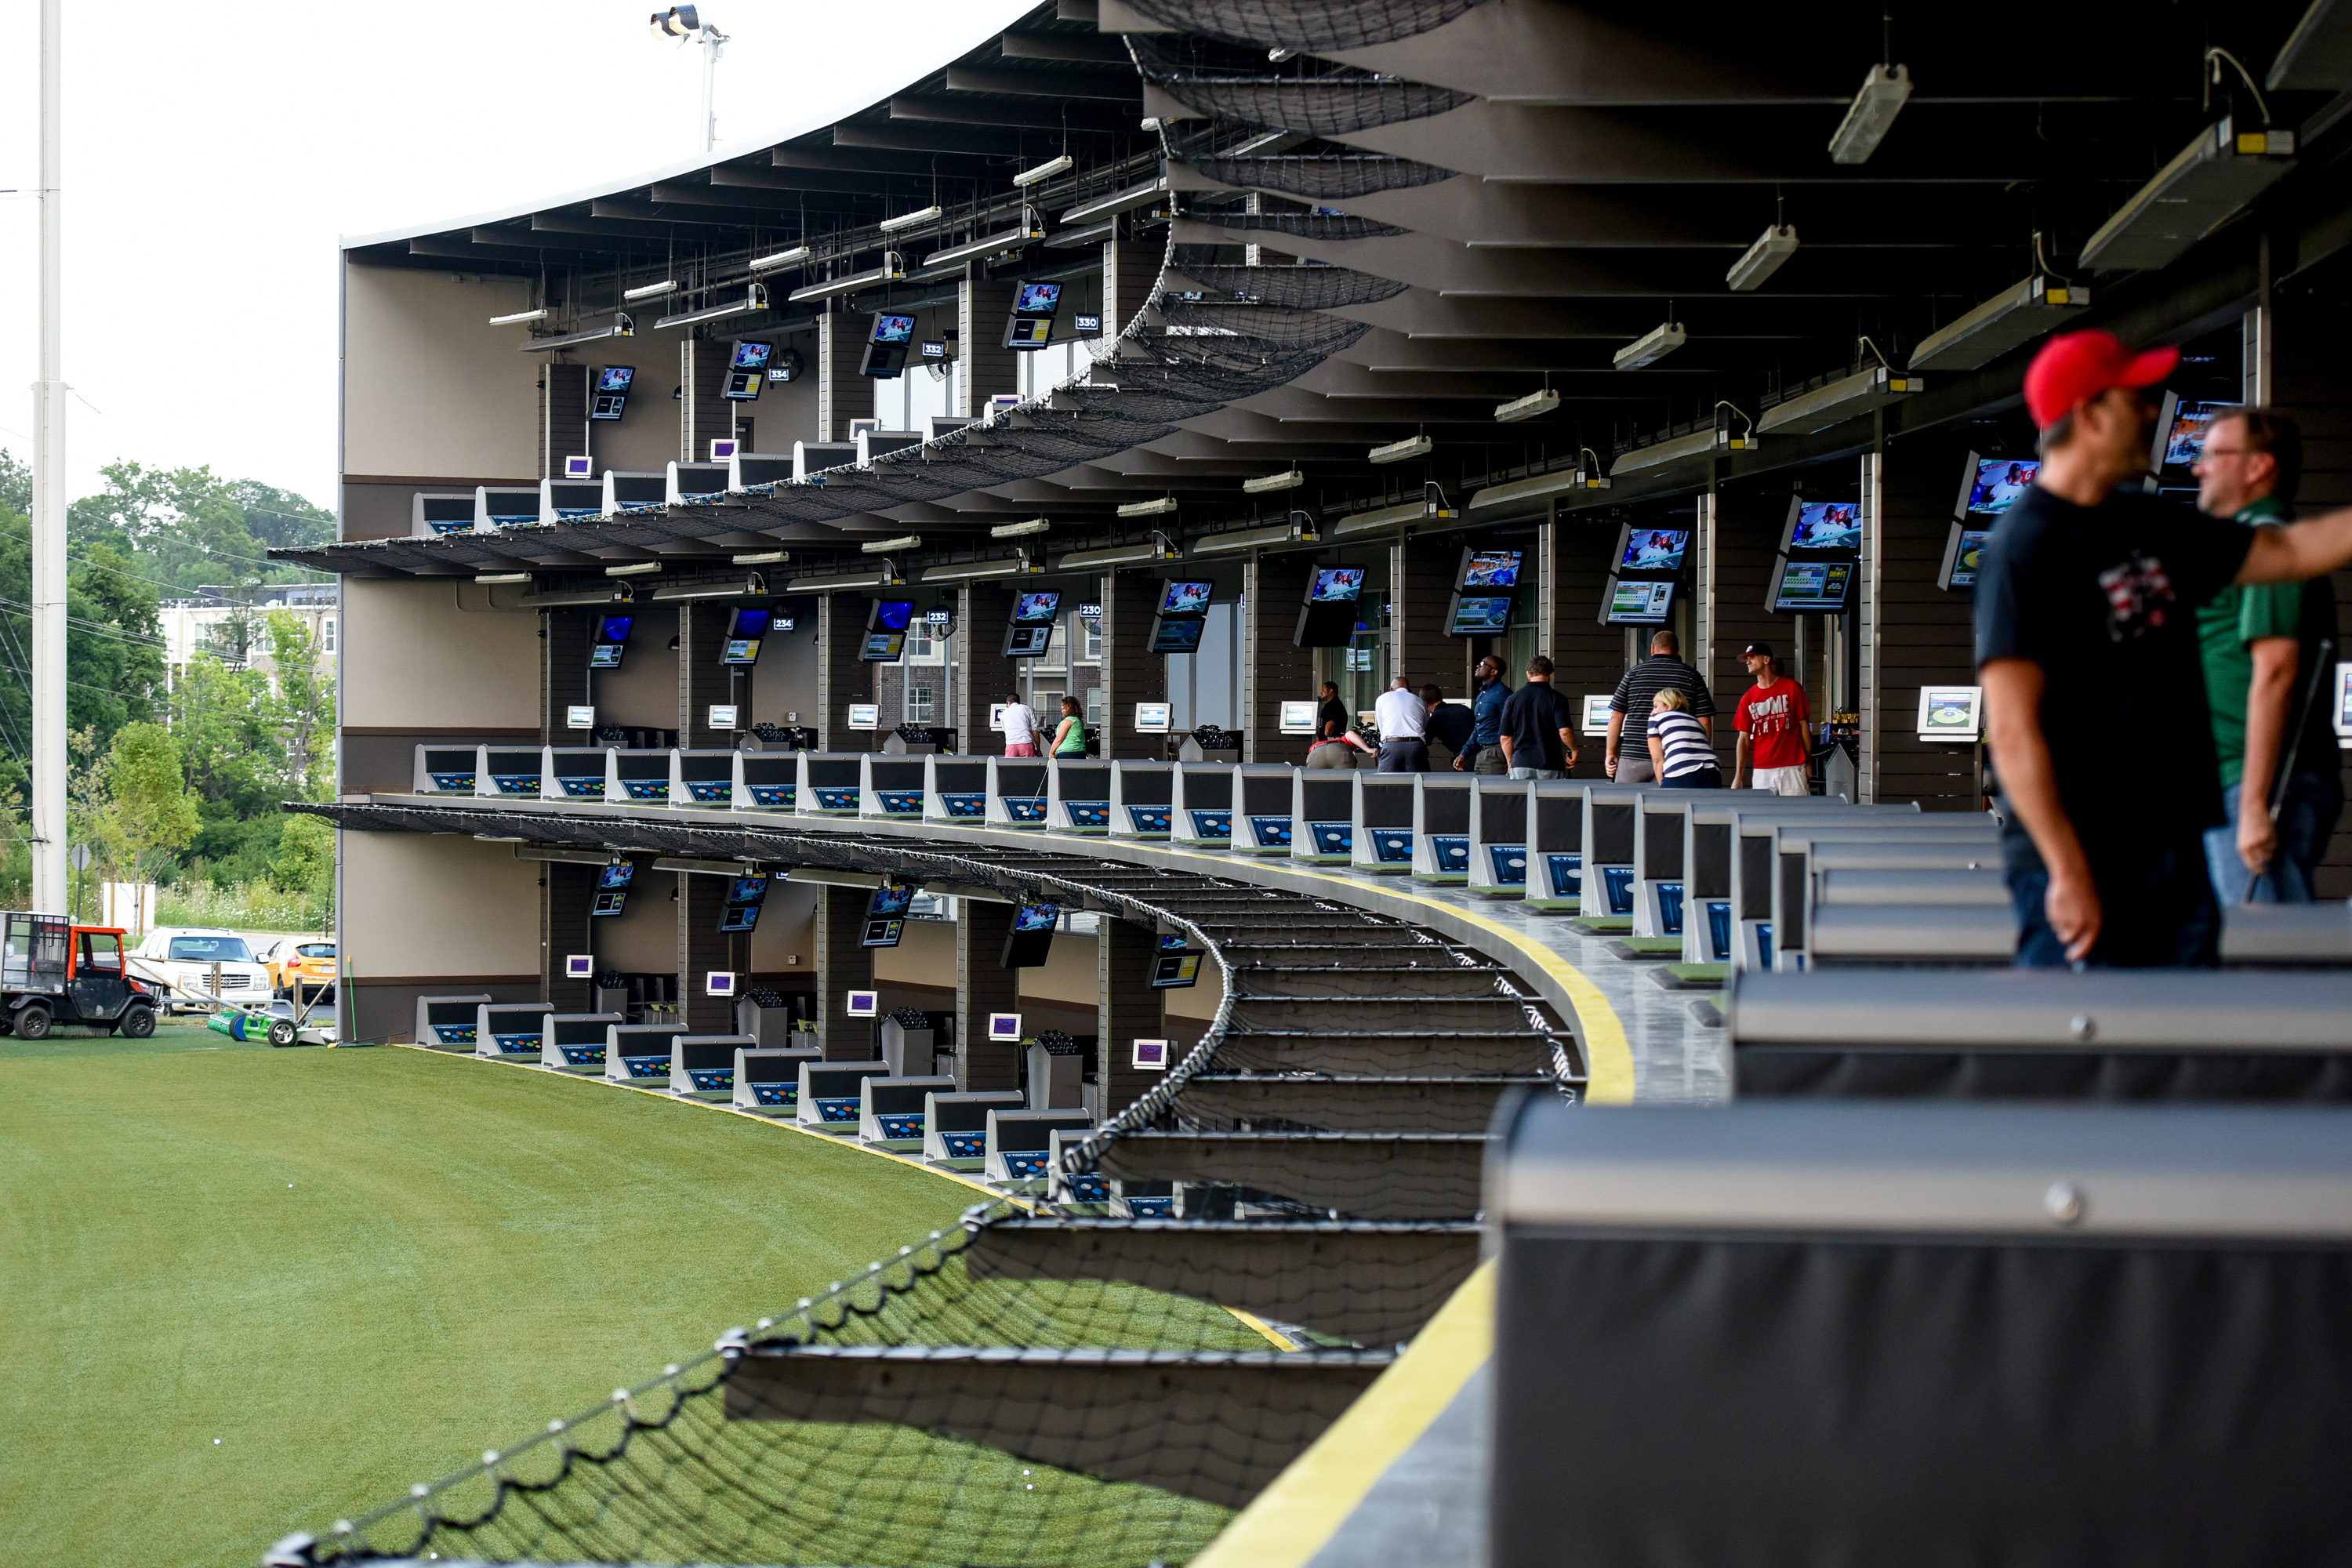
[281,790,1588,1568]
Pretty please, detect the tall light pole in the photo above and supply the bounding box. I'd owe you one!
[650,6,731,153]
[31,0,67,915]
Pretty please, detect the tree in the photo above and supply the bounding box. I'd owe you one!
[264,612,336,800]
[271,811,336,910]
[100,723,200,884]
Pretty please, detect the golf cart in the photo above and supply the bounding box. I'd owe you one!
[1,912,160,1040]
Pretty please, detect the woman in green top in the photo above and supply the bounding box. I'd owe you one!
[1051,695,1089,757]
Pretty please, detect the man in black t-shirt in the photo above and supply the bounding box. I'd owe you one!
[1978,330,2352,966]
[1499,655,1580,778]
[1316,681,1348,741]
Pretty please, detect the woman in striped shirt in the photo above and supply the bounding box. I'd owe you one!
[1646,688,1722,789]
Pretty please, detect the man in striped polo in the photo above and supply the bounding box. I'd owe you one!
[1605,630,1714,782]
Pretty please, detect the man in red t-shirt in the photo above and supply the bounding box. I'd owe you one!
[1731,641,1813,795]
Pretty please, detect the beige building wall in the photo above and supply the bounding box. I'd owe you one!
[344,267,540,481]
[342,578,539,731]
[343,832,540,980]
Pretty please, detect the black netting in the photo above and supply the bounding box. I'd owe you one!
[1131,36,1473,136]
[1120,0,1490,50]
[1167,257,1409,310]
[1213,212,1409,241]
[1165,125,1456,198]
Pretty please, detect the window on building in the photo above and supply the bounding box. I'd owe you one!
[905,622,935,661]
[321,617,336,654]
[1085,685,1102,731]
[905,684,935,724]
[1080,615,1102,663]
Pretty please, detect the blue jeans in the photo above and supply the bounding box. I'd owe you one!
[2204,775,2341,906]
[2005,833,2220,968]
[1661,768,1723,789]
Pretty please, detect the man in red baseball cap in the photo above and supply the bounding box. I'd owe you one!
[1976,329,2352,966]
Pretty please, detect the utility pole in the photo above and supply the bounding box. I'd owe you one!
[31,0,68,916]
[699,23,728,152]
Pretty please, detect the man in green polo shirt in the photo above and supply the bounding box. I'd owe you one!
[2194,408,2341,903]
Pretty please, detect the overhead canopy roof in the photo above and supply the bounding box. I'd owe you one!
[295,0,2352,581]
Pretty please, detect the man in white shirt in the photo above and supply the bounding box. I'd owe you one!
[1374,675,1429,772]
[1000,692,1041,757]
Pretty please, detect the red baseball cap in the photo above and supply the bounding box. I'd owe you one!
[2024,329,2179,429]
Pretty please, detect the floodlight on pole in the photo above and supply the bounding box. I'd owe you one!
[650,6,731,153]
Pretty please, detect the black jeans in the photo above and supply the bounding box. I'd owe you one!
[2003,832,2220,968]
[1377,740,1428,772]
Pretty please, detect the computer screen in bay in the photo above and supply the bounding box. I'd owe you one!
[1606,579,1675,625]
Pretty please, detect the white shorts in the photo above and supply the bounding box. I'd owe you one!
[1750,764,1809,797]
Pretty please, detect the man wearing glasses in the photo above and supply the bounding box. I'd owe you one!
[2193,408,2340,904]
[1976,332,2352,966]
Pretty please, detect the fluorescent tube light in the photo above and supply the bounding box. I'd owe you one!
[924,222,1045,269]
[1726,224,1799,291]
[1060,176,1167,227]
[605,561,662,576]
[1613,321,1686,371]
[1467,469,1608,512]
[748,246,811,271]
[1493,388,1559,424]
[1756,365,1922,434]
[919,557,1043,583]
[1243,468,1304,494]
[623,279,678,301]
[1610,427,1749,477]
[787,257,906,304]
[1014,154,1073,187]
[1118,497,1178,517]
[474,572,531,584]
[785,569,902,591]
[991,518,1051,539]
[1369,434,1433,464]
[1192,522,1299,554]
[862,535,922,554]
[655,285,768,329]
[1828,64,1911,164]
[488,307,549,326]
[1057,537,1181,569]
[731,550,789,564]
[1907,275,2090,372]
[520,313,634,353]
[2078,118,2297,273]
[878,205,943,234]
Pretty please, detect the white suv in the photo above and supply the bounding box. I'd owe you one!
[132,928,273,1014]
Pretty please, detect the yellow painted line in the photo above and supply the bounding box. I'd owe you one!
[1189,1259,1494,1568]
[1225,1306,1298,1351]
[1149,844,1639,1105]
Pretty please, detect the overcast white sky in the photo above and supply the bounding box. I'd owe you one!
[0,0,1029,508]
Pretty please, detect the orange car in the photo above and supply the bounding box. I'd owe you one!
[262,938,337,998]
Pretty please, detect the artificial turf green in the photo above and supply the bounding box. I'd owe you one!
[0,1028,983,1568]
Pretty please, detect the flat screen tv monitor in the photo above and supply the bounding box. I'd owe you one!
[1306,567,1365,604]
[718,903,761,933]
[867,599,915,633]
[1150,617,1207,654]
[596,366,635,394]
[1447,593,1514,636]
[1958,454,2040,520]
[597,614,634,644]
[598,862,636,891]
[730,340,774,372]
[1158,580,1214,618]
[1457,547,1524,590]
[1011,590,1062,625]
[1939,524,1993,591]
[590,612,633,669]
[722,606,771,666]
[1013,282,1062,316]
[869,883,914,919]
[861,916,904,948]
[589,644,625,670]
[1615,527,1690,575]
[1784,499,1863,552]
[1150,952,1203,989]
[1769,557,1855,613]
[725,874,769,906]
[2161,399,2233,470]
[1134,702,1172,733]
[862,631,906,661]
[1004,623,1054,658]
[1160,933,1189,951]
[1604,578,1676,626]
[1012,900,1059,934]
[869,313,916,344]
